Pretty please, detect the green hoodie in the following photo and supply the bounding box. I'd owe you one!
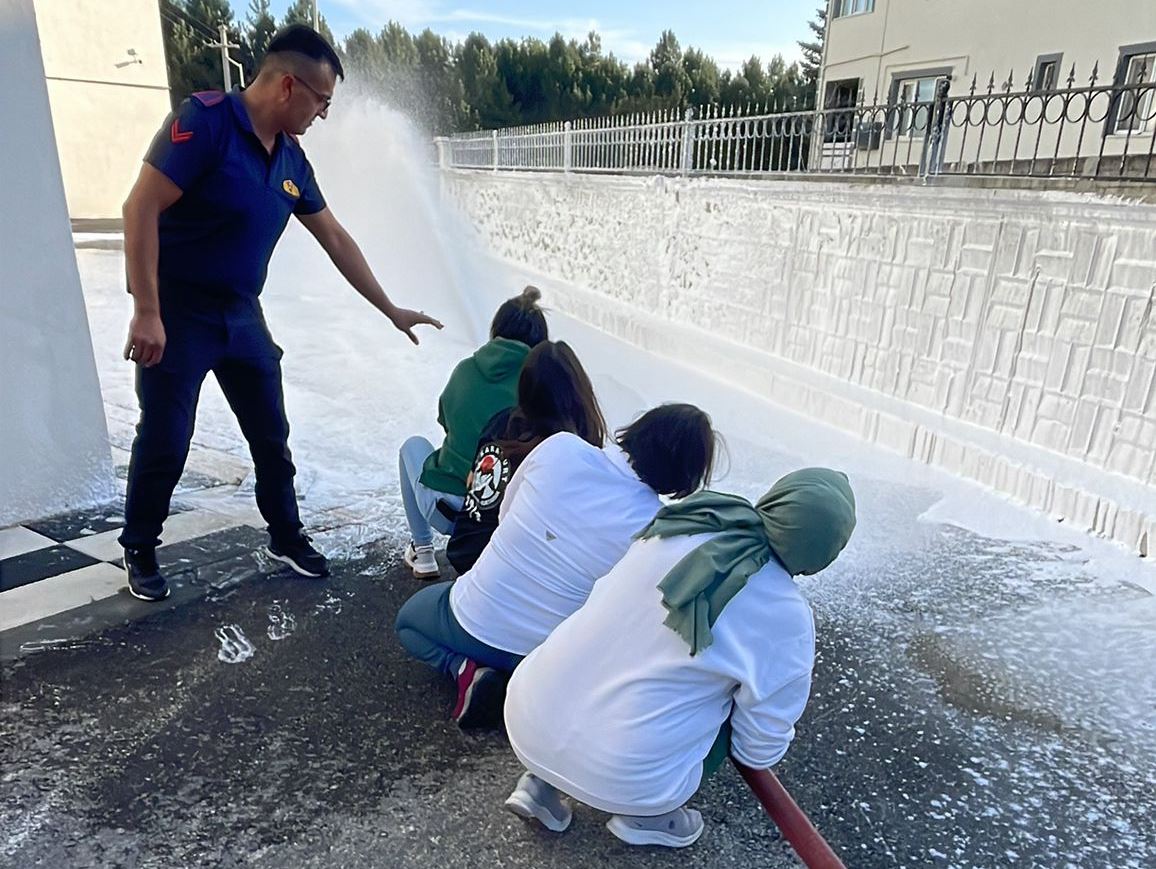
[420,337,530,496]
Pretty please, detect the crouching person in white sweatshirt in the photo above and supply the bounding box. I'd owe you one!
[501,468,857,848]
[394,403,717,729]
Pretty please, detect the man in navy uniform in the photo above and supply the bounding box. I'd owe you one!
[119,25,440,601]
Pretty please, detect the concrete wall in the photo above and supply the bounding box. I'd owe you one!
[0,0,114,525]
[441,169,1156,555]
[33,0,171,219]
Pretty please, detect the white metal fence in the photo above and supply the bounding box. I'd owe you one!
[437,71,1156,182]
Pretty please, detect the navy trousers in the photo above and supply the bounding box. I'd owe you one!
[119,306,302,550]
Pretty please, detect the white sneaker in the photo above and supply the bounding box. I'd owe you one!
[403,540,440,579]
[606,806,704,847]
[504,772,572,832]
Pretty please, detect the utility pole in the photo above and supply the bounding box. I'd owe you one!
[312,1,320,31]
[208,23,240,91]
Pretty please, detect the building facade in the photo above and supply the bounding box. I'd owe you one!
[818,0,1156,175]
[33,0,172,219]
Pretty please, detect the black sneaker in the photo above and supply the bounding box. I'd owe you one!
[266,534,329,578]
[124,547,170,602]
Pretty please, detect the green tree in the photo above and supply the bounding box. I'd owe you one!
[160,0,236,104]
[374,21,420,117]
[343,27,387,87]
[379,20,419,76]
[545,33,583,119]
[683,47,720,109]
[622,62,656,112]
[740,56,771,105]
[648,30,690,108]
[576,32,628,117]
[239,0,276,82]
[797,5,827,98]
[159,3,821,132]
[245,0,276,58]
[415,29,468,134]
[282,0,336,47]
[456,33,514,129]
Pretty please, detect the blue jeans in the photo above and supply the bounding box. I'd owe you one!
[398,436,463,547]
[395,581,523,677]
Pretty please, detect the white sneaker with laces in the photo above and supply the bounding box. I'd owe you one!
[403,541,440,579]
[606,806,704,848]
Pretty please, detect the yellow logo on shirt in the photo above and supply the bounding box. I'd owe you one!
[282,179,300,198]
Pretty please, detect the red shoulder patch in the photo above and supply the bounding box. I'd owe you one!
[191,90,226,107]
[170,118,194,143]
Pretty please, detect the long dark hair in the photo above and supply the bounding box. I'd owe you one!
[490,286,548,348]
[497,340,606,464]
[616,404,717,498]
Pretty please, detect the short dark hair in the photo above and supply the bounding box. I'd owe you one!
[616,403,717,499]
[490,285,548,348]
[499,341,606,463]
[264,24,344,80]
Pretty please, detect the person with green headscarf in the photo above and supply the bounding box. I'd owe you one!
[500,468,856,849]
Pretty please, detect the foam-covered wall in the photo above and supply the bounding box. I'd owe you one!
[442,170,1156,555]
[0,0,114,524]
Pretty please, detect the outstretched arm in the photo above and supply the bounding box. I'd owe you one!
[297,208,443,345]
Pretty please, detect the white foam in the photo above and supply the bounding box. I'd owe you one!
[73,95,1155,750]
[215,624,255,664]
[265,602,297,642]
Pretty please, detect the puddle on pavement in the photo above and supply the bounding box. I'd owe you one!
[910,589,1156,759]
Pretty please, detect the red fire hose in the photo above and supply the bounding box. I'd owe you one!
[732,760,847,869]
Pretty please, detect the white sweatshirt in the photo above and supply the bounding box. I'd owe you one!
[449,432,661,656]
[504,532,815,816]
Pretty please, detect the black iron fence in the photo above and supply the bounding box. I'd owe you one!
[440,63,1156,182]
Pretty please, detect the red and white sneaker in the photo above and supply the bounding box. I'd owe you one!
[451,659,506,729]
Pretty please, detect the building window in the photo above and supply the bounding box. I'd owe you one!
[832,0,874,18]
[1033,53,1064,91]
[1112,46,1156,134]
[890,73,949,137]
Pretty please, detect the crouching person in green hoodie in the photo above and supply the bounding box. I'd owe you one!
[399,287,547,579]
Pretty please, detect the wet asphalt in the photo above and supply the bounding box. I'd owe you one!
[2,479,1154,868]
[1,545,801,869]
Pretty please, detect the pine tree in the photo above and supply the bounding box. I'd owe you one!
[159,0,235,104]
[157,2,824,133]
[246,0,276,59]
[797,5,826,95]
[282,0,336,47]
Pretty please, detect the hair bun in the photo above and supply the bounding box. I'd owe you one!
[520,285,542,304]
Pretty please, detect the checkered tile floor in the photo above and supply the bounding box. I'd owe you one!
[0,490,258,634]
[3,361,378,650]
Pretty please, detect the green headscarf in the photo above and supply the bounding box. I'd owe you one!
[637,468,857,655]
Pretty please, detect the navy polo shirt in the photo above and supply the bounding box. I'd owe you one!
[143,90,326,313]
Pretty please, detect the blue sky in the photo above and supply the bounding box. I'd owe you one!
[268,1,819,69]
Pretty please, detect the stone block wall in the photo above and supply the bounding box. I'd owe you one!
[441,171,1156,555]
